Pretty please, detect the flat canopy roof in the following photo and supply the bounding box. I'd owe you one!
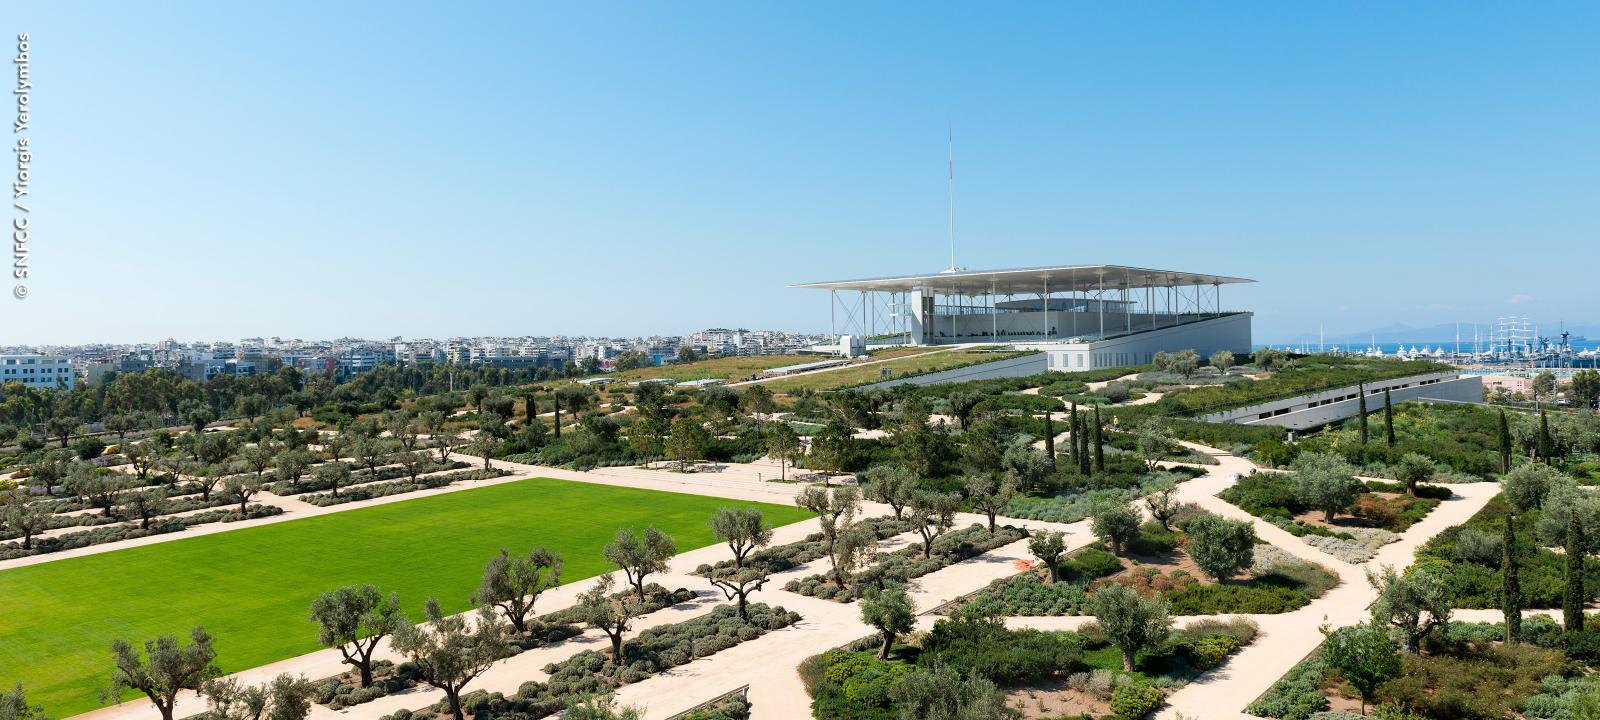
[791,264,1253,296]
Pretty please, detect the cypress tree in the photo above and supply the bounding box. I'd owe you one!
[1076,414,1090,476]
[1383,388,1395,447]
[1067,403,1079,471]
[1498,409,1512,474]
[1043,410,1056,469]
[1565,508,1584,633]
[525,393,537,425]
[1503,512,1521,644]
[1092,405,1105,473]
[1357,383,1369,445]
[1539,411,1553,465]
[552,395,561,438]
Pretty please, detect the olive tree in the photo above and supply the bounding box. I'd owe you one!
[1392,453,1437,496]
[603,526,676,601]
[1209,349,1235,375]
[1134,419,1174,471]
[390,599,508,720]
[474,547,562,635]
[706,564,771,621]
[1089,499,1141,555]
[764,422,802,481]
[1367,564,1453,653]
[1088,584,1171,672]
[864,465,918,520]
[308,585,404,687]
[577,575,632,663]
[313,462,352,499]
[125,443,159,484]
[1292,451,1362,523]
[1028,531,1066,583]
[122,489,169,531]
[238,445,276,481]
[1185,513,1255,581]
[906,490,961,559]
[467,433,498,471]
[860,581,916,660]
[105,627,220,720]
[2,495,49,550]
[708,507,772,568]
[1502,462,1565,513]
[68,464,128,517]
[198,674,314,720]
[963,472,1016,532]
[222,475,261,516]
[1144,475,1182,530]
[796,486,862,585]
[273,449,312,488]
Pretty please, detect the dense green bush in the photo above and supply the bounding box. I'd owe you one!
[1363,480,1452,500]
[1109,682,1164,719]
[313,660,420,710]
[1417,497,1600,609]
[1064,547,1125,581]
[1246,652,1329,720]
[1375,641,1568,720]
[1167,581,1311,615]
[1166,418,1287,448]
[919,612,1085,685]
[966,573,1091,616]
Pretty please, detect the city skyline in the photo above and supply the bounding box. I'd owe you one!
[8,2,1600,345]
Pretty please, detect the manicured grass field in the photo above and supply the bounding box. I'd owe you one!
[0,478,811,717]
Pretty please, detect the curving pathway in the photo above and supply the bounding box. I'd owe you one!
[55,439,1499,720]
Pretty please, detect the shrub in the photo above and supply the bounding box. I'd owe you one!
[1109,682,1164,720]
[1064,547,1125,581]
[966,573,1090,616]
[919,611,1085,685]
[1246,652,1329,720]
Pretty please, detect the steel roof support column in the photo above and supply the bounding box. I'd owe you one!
[1098,272,1105,339]
[1045,276,1052,339]
[990,285,997,340]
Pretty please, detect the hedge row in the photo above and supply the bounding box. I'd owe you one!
[694,515,917,577]
[0,504,283,560]
[387,603,799,720]
[785,524,1029,602]
[299,469,507,507]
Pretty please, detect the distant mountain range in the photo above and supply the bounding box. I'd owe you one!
[1274,321,1599,346]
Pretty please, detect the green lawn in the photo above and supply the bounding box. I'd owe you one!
[0,478,811,717]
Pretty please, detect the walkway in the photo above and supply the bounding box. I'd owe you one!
[56,439,1498,720]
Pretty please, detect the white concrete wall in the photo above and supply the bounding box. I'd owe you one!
[928,310,1216,344]
[1201,372,1483,431]
[1014,313,1253,372]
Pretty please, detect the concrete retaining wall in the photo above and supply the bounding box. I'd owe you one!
[1201,372,1483,431]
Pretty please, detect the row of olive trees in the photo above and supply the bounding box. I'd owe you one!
[296,507,771,720]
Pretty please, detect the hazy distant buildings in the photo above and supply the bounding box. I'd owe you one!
[0,354,77,390]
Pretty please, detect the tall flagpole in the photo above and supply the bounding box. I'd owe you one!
[947,124,956,272]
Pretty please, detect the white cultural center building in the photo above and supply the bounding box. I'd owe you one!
[793,264,1254,372]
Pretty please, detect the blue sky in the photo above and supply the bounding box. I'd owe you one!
[5,2,1598,345]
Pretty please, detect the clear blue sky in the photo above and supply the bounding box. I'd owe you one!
[6,2,1598,345]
